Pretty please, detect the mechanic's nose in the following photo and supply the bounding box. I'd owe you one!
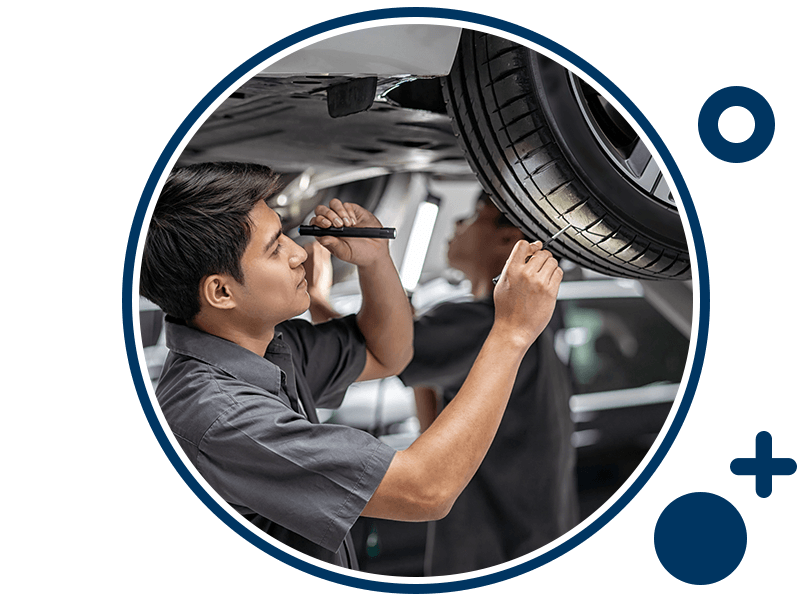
[290,238,308,268]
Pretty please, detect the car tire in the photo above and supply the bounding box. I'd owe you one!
[442,30,690,280]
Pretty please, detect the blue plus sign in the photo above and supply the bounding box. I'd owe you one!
[730,431,796,498]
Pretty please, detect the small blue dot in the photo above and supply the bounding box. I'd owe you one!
[654,492,746,585]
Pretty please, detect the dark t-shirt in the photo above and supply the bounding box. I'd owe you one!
[400,298,577,575]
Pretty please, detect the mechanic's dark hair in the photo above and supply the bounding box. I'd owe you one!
[140,162,283,321]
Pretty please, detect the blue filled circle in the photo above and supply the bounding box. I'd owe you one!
[698,86,775,163]
[655,493,746,585]
[122,8,711,592]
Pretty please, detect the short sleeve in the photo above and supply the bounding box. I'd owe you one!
[277,315,367,409]
[399,301,494,391]
[197,391,395,553]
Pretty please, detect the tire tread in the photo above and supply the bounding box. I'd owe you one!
[442,30,690,280]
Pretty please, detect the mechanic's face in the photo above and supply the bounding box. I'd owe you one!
[447,200,507,272]
[229,202,309,325]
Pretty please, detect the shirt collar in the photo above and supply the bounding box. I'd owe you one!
[164,317,288,396]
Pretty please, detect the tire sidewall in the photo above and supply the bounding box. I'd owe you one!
[527,52,688,249]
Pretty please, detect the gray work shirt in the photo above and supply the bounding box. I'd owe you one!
[156,314,396,569]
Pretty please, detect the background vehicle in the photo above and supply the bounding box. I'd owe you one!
[140,24,692,576]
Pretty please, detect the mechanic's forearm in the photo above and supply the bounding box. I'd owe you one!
[355,252,414,373]
[364,326,529,520]
[407,327,526,511]
[413,386,440,433]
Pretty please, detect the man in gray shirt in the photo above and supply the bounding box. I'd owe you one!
[140,162,563,569]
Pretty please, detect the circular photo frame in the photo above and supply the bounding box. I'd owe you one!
[123,8,709,592]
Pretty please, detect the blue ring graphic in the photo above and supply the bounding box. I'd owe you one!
[698,86,775,163]
[122,8,710,592]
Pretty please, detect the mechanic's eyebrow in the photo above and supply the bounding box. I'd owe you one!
[263,226,282,253]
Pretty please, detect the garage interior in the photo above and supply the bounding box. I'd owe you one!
[138,25,693,577]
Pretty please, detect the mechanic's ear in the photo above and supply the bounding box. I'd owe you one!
[199,274,237,310]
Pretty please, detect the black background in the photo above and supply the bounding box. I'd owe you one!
[126,6,798,593]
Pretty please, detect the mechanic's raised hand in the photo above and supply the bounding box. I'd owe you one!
[492,240,563,349]
[309,198,389,267]
[302,241,333,302]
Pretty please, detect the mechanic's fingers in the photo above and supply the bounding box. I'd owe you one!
[315,203,347,227]
[525,248,553,273]
[525,240,543,260]
[311,206,337,228]
[342,202,358,225]
[328,198,354,226]
[309,213,333,228]
[548,263,564,286]
[314,202,348,227]
[505,239,534,271]
[538,255,561,283]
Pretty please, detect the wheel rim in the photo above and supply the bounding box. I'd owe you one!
[568,72,676,209]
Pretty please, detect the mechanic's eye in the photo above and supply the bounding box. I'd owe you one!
[272,243,283,256]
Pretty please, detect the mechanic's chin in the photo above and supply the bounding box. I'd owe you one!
[446,242,464,272]
[297,279,311,311]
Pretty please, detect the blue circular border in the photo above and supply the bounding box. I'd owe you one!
[122,8,710,593]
